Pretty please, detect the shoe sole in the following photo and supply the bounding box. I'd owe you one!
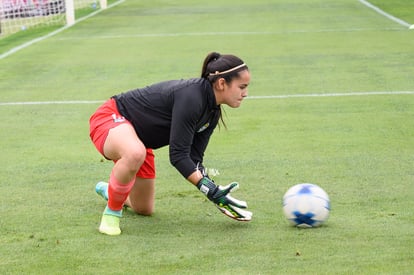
[99,226,121,236]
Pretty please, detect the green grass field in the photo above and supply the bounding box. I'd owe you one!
[1,0,413,274]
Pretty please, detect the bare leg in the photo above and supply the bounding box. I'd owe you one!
[104,123,147,184]
[125,177,155,216]
[98,123,150,235]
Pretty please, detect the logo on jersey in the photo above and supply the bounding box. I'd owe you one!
[112,114,126,123]
[197,122,209,133]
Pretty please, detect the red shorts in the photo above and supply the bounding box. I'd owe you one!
[89,99,155,179]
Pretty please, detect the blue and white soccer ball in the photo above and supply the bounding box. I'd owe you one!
[283,183,330,228]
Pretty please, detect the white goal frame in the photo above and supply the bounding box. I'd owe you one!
[0,0,107,36]
[65,0,107,26]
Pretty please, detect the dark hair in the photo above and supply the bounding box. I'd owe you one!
[201,52,249,128]
[201,52,248,83]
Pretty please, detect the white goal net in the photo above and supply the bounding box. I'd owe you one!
[0,0,107,37]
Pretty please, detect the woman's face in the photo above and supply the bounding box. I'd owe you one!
[215,70,251,108]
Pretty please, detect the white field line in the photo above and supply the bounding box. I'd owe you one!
[1,91,413,106]
[53,27,402,41]
[359,0,413,29]
[0,0,126,60]
[0,100,104,106]
[247,91,414,99]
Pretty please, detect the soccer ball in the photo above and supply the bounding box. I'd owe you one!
[282,183,330,228]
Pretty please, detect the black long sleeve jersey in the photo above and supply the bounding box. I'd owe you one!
[113,78,220,178]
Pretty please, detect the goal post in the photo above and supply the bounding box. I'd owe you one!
[0,0,108,37]
[66,0,75,26]
[66,0,107,26]
[100,0,107,9]
[66,0,108,25]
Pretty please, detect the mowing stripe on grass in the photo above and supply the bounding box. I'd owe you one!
[1,1,410,60]
[359,0,413,29]
[1,91,413,106]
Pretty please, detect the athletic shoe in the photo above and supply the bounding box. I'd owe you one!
[95,181,109,201]
[99,214,121,236]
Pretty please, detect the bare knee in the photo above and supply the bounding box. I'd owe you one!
[122,148,146,173]
[103,123,147,173]
[133,206,154,216]
[127,200,154,216]
[129,195,154,216]
[126,178,155,216]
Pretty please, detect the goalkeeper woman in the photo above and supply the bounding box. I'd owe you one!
[89,52,252,235]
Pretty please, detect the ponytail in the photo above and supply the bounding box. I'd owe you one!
[201,52,221,78]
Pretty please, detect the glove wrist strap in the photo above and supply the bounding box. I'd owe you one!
[196,177,218,200]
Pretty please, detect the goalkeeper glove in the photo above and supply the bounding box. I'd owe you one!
[196,176,252,222]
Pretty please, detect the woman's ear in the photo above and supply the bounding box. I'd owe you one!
[214,77,226,91]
